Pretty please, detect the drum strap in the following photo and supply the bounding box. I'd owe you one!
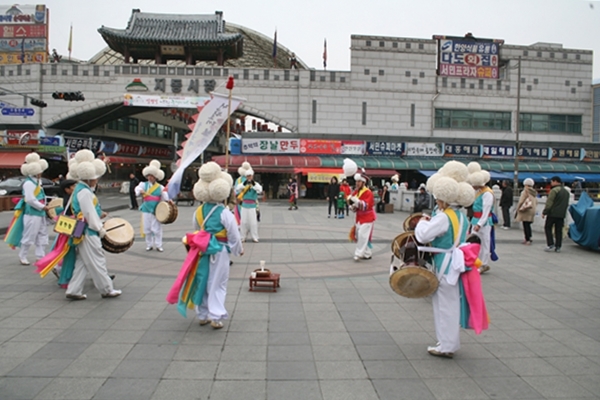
[418,209,465,286]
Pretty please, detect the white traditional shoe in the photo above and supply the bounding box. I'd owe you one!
[145,247,152,251]
[199,319,211,326]
[353,256,359,261]
[211,320,224,329]
[19,259,30,265]
[66,293,87,300]
[101,289,122,298]
[156,247,164,252]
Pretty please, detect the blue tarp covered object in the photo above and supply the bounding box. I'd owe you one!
[568,192,600,251]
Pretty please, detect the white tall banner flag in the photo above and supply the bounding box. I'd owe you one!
[167,92,244,200]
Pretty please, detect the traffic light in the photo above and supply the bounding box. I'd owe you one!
[29,98,47,108]
[52,91,85,101]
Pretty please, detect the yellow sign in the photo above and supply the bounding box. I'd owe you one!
[54,215,76,236]
[0,51,46,64]
[308,172,342,183]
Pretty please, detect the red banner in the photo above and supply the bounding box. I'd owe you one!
[300,139,342,155]
[5,130,38,146]
[0,24,47,39]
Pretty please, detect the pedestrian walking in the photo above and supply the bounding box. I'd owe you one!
[326,176,340,218]
[542,176,570,253]
[340,178,351,216]
[129,173,139,210]
[515,178,538,245]
[500,180,513,229]
[287,178,298,210]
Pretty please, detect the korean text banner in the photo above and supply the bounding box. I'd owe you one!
[438,39,500,79]
[167,92,243,200]
[444,144,482,157]
[300,139,341,155]
[405,142,444,157]
[124,94,210,109]
[242,138,300,154]
[366,141,404,156]
[341,141,365,155]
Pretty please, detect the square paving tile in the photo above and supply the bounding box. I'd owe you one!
[315,360,368,379]
[216,361,266,380]
[125,343,177,360]
[363,360,420,380]
[0,377,52,400]
[59,358,121,378]
[150,379,212,400]
[209,380,265,400]
[110,359,170,379]
[521,376,595,398]
[267,361,317,380]
[474,376,544,399]
[320,379,379,400]
[162,361,218,380]
[92,378,159,400]
[371,378,435,400]
[266,380,321,400]
[7,357,73,377]
[33,377,105,400]
[423,377,488,399]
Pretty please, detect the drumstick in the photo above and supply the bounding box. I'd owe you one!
[105,223,125,233]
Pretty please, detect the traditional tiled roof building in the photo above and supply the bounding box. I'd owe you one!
[98,10,243,65]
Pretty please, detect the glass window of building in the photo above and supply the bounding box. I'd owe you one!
[107,117,138,134]
[519,113,582,134]
[435,109,511,131]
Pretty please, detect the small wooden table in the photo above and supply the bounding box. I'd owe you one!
[249,273,281,292]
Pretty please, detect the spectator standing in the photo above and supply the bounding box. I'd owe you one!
[326,176,340,218]
[542,176,570,253]
[414,184,430,213]
[515,178,538,245]
[500,180,513,229]
[376,183,389,213]
[340,179,352,216]
[129,173,139,210]
[287,178,298,210]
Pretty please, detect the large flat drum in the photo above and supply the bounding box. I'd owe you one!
[102,218,134,253]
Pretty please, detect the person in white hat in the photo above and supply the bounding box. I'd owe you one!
[415,161,473,358]
[64,150,121,300]
[515,178,538,245]
[6,152,50,265]
[134,160,169,251]
[467,162,494,273]
[347,168,377,261]
[235,168,263,242]
[167,162,243,328]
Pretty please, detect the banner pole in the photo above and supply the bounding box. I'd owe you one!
[224,76,235,172]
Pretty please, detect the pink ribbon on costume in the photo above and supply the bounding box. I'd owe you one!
[35,234,69,275]
[143,195,161,202]
[165,231,210,304]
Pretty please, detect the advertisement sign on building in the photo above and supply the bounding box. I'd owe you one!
[242,138,300,154]
[583,149,600,162]
[4,129,39,145]
[366,141,404,157]
[405,142,444,157]
[0,38,45,51]
[0,4,48,63]
[0,5,47,24]
[341,140,365,155]
[435,35,503,79]
[299,139,341,155]
[518,146,551,159]
[551,147,584,161]
[482,145,515,158]
[64,137,173,159]
[123,94,210,109]
[444,143,482,157]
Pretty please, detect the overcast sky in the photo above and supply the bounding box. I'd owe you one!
[25,0,600,79]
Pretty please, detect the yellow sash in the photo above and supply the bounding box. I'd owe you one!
[143,182,161,198]
[195,206,227,240]
[444,208,460,242]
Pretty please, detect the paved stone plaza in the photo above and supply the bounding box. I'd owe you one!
[1,195,600,399]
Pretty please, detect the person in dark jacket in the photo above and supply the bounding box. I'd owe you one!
[414,184,430,213]
[326,176,340,218]
[542,176,570,253]
[499,180,513,229]
[129,173,140,210]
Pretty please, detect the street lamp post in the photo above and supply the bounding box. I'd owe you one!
[513,56,522,194]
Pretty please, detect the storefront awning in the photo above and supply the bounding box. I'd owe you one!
[0,151,29,168]
[213,155,322,173]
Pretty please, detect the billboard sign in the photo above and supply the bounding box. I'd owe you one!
[0,37,45,51]
[299,139,341,155]
[405,142,444,157]
[0,50,45,63]
[366,141,403,156]
[123,93,210,109]
[517,146,551,159]
[1,107,34,116]
[341,140,365,155]
[435,35,502,79]
[0,5,47,24]
[551,147,584,161]
[241,138,300,154]
[482,145,515,158]
[0,24,47,38]
[444,143,482,157]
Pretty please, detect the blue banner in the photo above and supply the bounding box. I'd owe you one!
[518,146,551,159]
[444,144,482,157]
[482,145,515,158]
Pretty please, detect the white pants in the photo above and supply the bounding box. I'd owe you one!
[354,222,374,258]
[432,277,461,353]
[473,224,491,266]
[240,208,259,241]
[143,212,163,248]
[195,249,231,322]
[66,235,114,296]
[19,214,48,261]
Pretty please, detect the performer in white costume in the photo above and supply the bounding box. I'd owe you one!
[467,162,494,273]
[415,161,474,358]
[235,169,263,242]
[166,162,243,329]
[135,160,169,251]
[13,153,50,265]
[64,150,121,300]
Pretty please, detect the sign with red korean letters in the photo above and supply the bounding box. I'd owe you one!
[438,39,500,79]
[5,130,38,145]
[0,24,47,38]
[300,139,342,155]
[0,5,47,24]
[404,142,444,157]
[241,138,300,154]
[341,140,365,155]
